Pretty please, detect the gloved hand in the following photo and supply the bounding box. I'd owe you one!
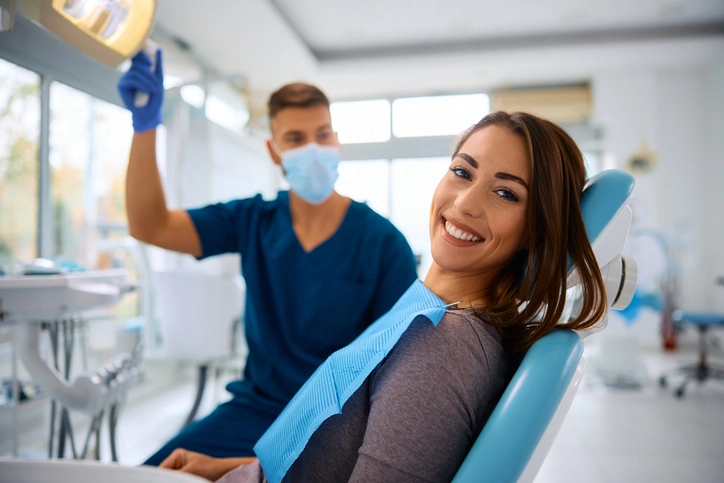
[117,49,164,133]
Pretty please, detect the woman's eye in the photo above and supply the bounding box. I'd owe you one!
[496,188,519,202]
[450,167,471,181]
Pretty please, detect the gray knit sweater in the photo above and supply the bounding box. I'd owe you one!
[218,309,513,483]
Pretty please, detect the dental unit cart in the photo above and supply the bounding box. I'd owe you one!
[0,269,139,460]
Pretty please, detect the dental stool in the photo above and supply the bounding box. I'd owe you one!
[659,283,724,398]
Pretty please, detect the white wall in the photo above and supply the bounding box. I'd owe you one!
[702,59,724,313]
[208,123,281,203]
[592,59,724,312]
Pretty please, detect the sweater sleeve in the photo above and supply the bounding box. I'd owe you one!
[215,460,266,483]
[348,313,506,483]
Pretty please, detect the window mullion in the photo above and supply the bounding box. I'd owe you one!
[38,75,53,259]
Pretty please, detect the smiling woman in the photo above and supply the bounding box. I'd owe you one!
[157,111,608,483]
[428,125,531,307]
[432,111,607,353]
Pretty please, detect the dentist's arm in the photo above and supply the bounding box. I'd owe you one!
[119,49,202,257]
[126,130,202,256]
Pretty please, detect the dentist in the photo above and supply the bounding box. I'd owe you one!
[117,51,417,463]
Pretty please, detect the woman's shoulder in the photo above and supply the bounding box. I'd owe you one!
[438,309,504,348]
[393,311,508,371]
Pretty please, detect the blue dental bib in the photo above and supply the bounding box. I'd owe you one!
[254,280,447,483]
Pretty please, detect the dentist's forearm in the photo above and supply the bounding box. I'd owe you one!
[125,130,170,242]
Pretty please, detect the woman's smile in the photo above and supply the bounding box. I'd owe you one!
[441,217,484,245]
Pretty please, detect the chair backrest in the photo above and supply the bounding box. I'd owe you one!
[452,169,636,483]
[153,270,244,361]
[452,331,584,483]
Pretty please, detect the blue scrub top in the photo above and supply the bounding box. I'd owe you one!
[187,191,417,407]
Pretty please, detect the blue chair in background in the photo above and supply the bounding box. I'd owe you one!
[659,278,724,398]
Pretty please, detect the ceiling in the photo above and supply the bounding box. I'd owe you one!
[153,0,724,108]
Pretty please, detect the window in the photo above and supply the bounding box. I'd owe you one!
[390,158,450,277]
[583,151,602,176]
[392,94,489,138]
[49,81,133,270]
[336,160,390,217]
[205,80,250,134]
[330,99,391,144]
[0,59,40,268]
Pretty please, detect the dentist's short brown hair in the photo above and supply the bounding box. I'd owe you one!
[267,83,330,119]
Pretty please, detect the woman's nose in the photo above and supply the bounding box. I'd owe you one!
[454,186,484,218]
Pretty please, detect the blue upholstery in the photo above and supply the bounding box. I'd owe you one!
[452,331,583,483]
[452,170,635,482]
[673,310,724,327]
[661,306,724,397]
[579,170,635,246]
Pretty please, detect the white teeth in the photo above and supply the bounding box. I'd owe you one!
[445,220,482,242]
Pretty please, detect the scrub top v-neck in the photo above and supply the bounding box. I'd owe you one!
[187,191,417,407]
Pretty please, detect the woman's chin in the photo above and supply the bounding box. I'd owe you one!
[429,253,474,275]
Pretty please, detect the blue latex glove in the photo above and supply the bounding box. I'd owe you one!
[117,49,164,133]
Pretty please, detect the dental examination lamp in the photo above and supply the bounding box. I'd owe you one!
[18,0,156,68]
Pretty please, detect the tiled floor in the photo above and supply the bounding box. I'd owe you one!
[4,320,724,483]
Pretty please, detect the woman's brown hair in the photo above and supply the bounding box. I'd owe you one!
[456,111,607,352]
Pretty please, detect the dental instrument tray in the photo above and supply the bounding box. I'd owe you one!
[0,269,131,321]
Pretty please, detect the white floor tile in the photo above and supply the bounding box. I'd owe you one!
[596,451,724,483]
[535,448,608,483]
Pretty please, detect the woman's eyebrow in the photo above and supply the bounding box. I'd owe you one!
[455,153,528,189]
[496,172,529,190]
[455,153,478,168]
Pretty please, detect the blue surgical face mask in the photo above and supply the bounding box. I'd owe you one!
[277,142,341,204]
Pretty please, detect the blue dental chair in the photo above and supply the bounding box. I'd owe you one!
[0,170,636,483]
[453,169,637,483]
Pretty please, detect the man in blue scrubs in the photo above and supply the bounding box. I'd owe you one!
[118,51,417,463]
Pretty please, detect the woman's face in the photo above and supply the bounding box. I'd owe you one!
[429,125,531,277]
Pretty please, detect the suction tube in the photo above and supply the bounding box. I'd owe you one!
[17,323,107,416]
